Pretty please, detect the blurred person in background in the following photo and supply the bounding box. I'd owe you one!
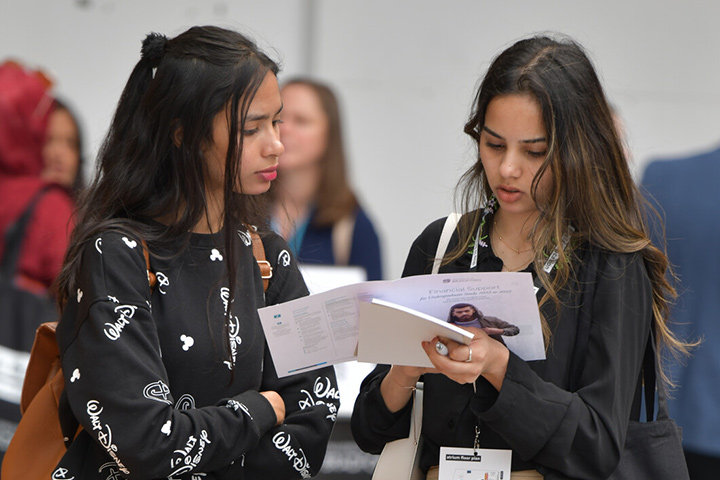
[0,60,74,294]
[41,98,85,199]
[642,145,720,480]
[0,59,74,466]
[272,78,383,281]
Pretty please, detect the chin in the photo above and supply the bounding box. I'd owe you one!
[243,184,272,196]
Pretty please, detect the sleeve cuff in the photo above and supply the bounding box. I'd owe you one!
[225,390,279,437]
[472,352,526,420]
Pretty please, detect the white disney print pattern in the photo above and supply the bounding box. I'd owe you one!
[278,249,291,267]
[169,430,212,476]
[143,380,172,405]
[98,462,125,480]
[94,237,103,254]
[220,287,242,369]
[76,288,83,303]
[70,368,80,383]
[155,271,169,294]
[86,400,130,474]
[226,399,253,419]
[180,334,194,351]
[298,376,340,422]
[160,394,196,436]
[104,304,138,341]
[175,393,196,410]
[122,236,137,249]
[108,295,119,303]
[272,432,311,478]
[223,316,241,369]
[237,229,252,247]
[51,467,74,480]
[210,248,223,261]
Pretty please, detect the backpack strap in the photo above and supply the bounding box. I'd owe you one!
[247,227,271,292]
[141,239,156,290]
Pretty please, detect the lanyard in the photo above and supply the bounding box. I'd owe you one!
[470,221,574,294]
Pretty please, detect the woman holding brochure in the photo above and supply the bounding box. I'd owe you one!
[42,26,338,478]
[351,35,688,479]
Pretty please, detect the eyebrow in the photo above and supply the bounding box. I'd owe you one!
[246,103,283,122]
[482,126,546,144]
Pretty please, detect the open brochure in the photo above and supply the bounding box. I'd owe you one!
[257,272,545,378]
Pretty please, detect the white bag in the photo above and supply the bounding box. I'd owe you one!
[371,383,424,480]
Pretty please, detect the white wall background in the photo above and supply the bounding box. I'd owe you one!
[2,0,719,280]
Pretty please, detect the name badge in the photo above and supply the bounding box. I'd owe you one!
[439,446,511,480]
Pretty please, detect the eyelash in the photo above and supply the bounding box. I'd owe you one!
[242,119,283,136]
[484,142,546,158]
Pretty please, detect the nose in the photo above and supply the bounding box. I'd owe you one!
[499,149,522,178]
[265,127,285,158]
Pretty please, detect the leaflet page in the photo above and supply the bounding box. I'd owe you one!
[356,299,475,367]
[258,281,384,377]
[258,272,544,377]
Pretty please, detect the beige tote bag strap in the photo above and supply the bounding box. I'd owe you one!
[371,382,424,480]
[431,213,461,275]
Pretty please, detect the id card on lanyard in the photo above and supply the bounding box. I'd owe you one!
[439,446,511,480]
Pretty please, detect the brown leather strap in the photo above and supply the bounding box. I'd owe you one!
[247,227,272,292]
[141,239,157,290]
[139,234,269,292]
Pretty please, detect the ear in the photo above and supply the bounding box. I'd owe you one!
[172,124,183,148]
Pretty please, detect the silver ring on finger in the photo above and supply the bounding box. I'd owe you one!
[464,346,473,363]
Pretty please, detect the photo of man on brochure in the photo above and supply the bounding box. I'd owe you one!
[446,303,520,345]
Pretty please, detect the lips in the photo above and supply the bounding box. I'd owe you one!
[496,185,523,203]
[257,166,278,182]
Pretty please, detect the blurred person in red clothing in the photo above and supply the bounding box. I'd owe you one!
[0,60,75,294]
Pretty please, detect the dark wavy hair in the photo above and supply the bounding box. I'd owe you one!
[56,26,279,314]
[448,35,688,376]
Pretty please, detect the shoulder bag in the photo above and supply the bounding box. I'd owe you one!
[372,213,461,480]
[0,186,58,459]
[607,334,690,479]
[572,285,689,480]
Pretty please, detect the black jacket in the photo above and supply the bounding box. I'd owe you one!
[351,213,651,480]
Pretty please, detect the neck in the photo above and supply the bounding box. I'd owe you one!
[493,210,538,249]
[491,209,539,272]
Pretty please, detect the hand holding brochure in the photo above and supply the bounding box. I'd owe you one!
[257,272,545,377]
[357,299,474,367]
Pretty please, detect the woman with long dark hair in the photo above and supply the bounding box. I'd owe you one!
[54,26,338,479]
[352,35,688,479]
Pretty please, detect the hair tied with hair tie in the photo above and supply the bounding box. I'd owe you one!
[141,32,168,65]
